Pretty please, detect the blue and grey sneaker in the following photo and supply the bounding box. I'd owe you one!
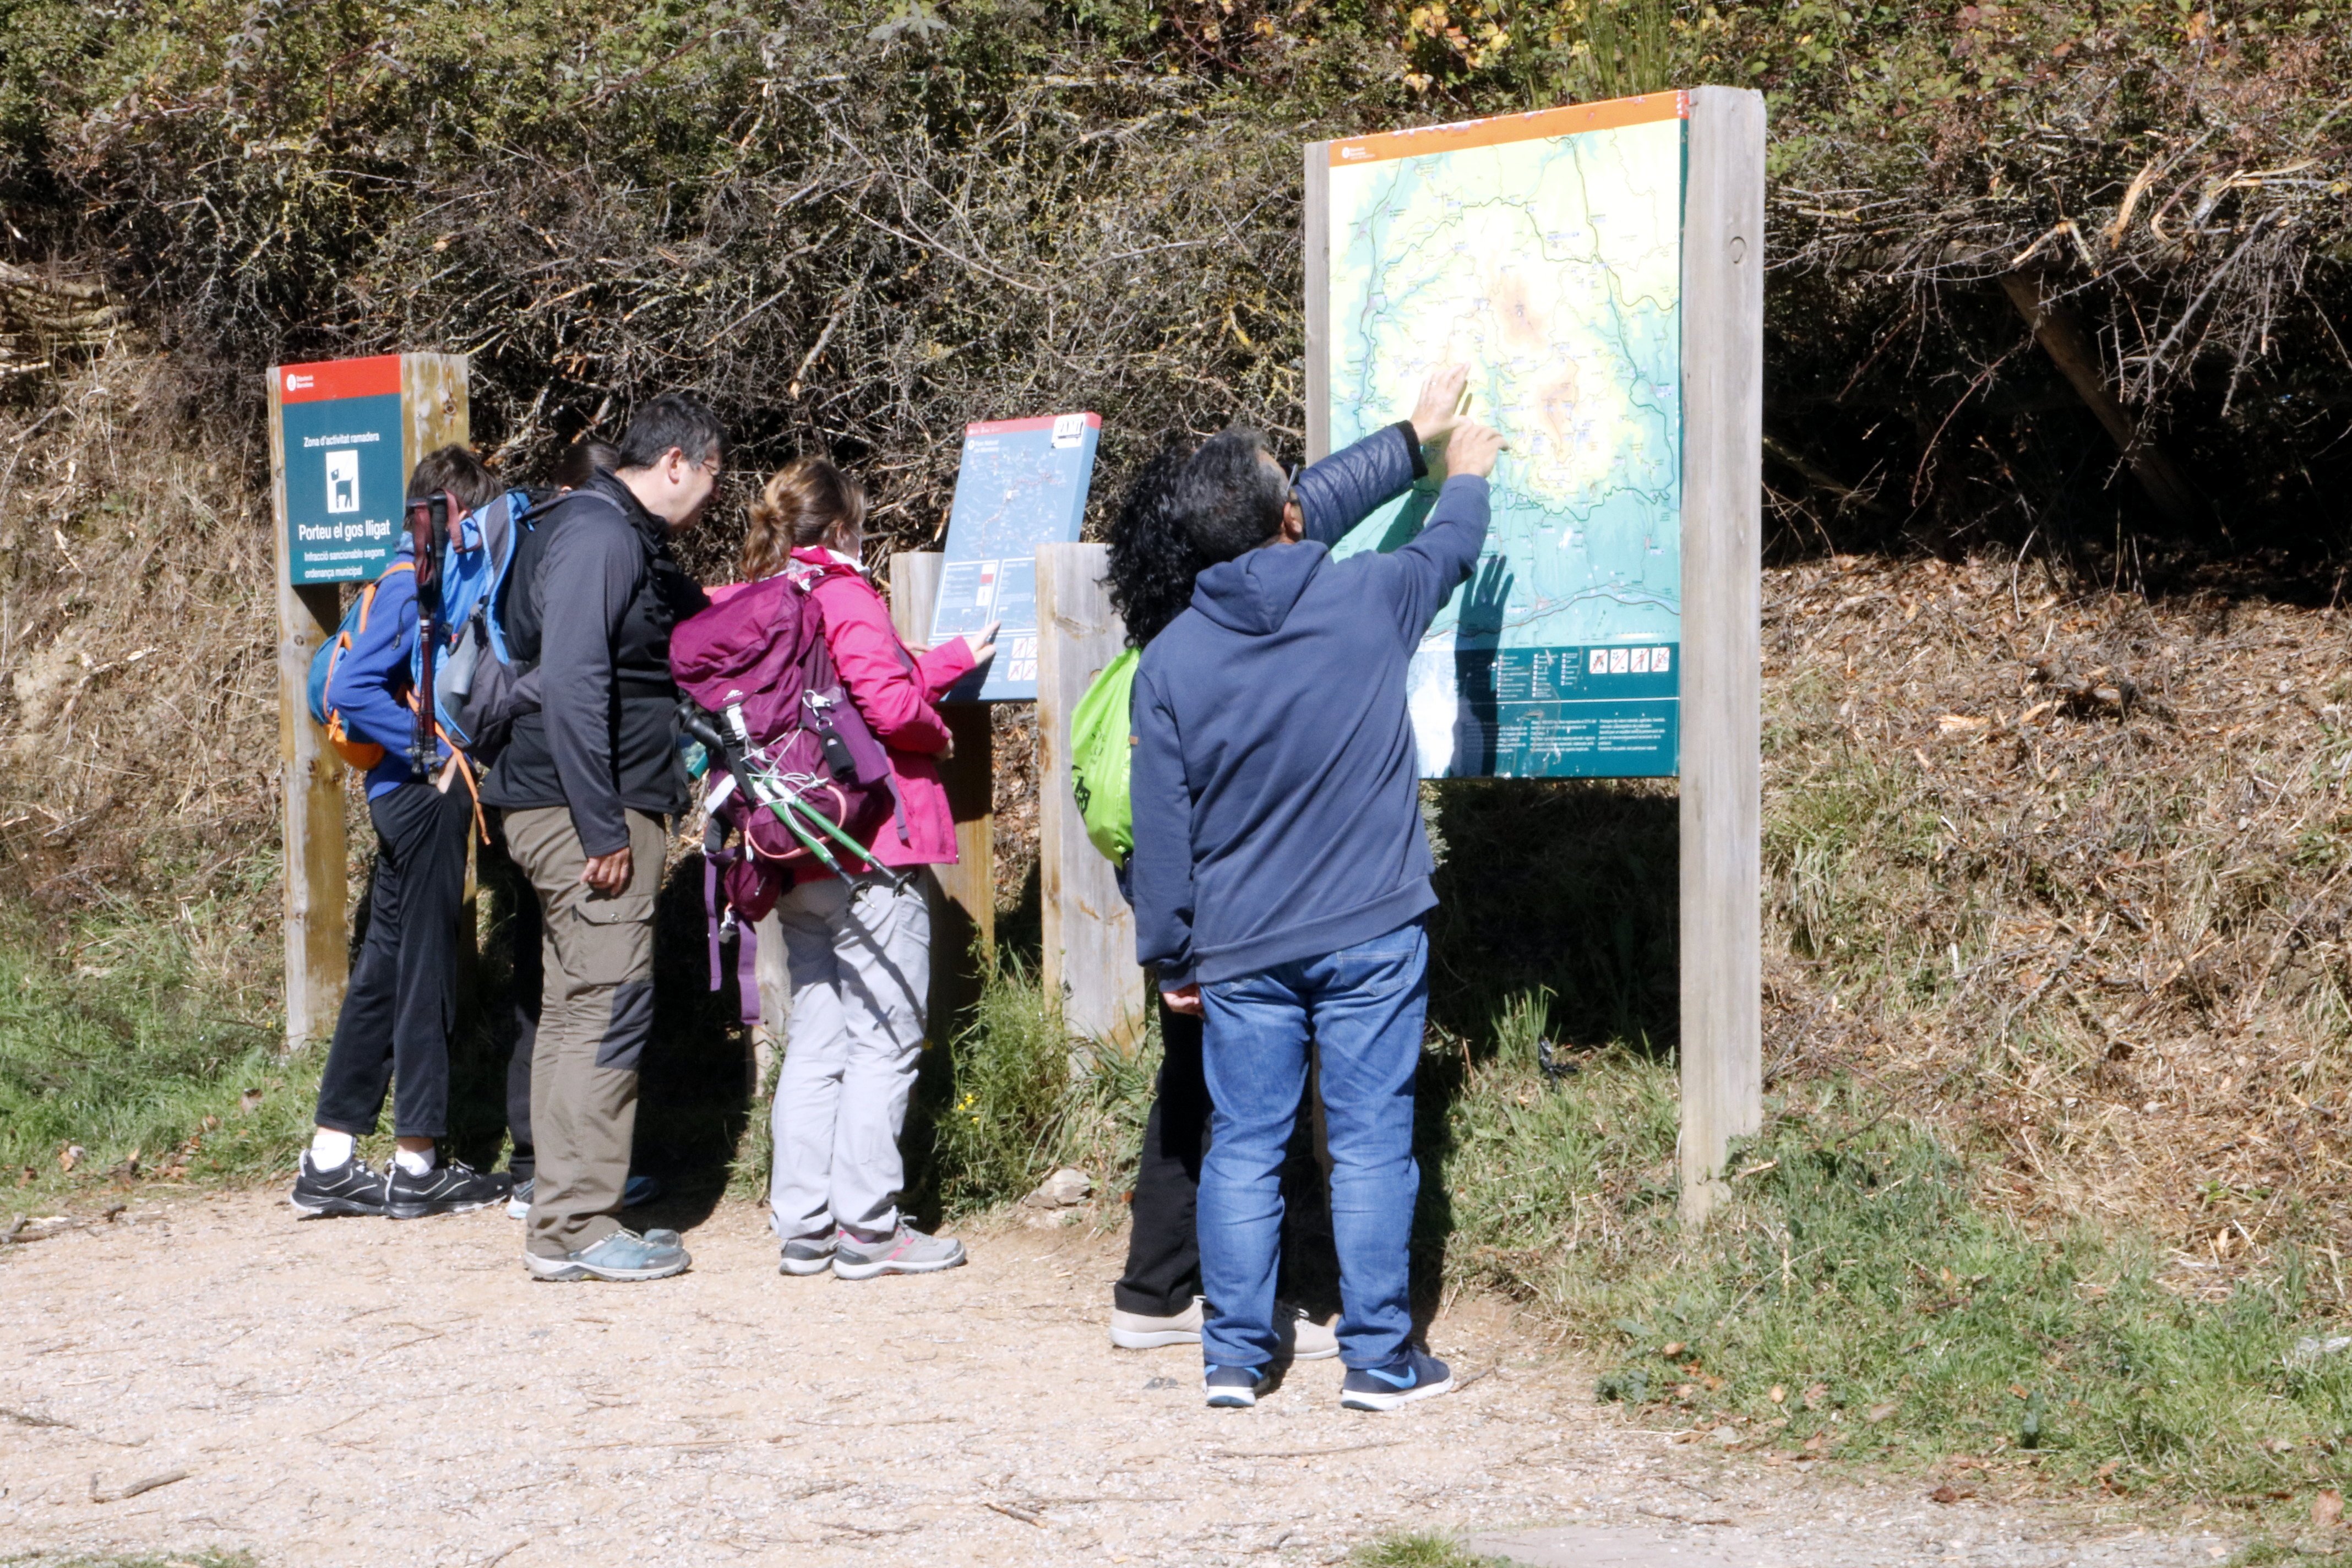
[1204,1365,1270,1409]
[525,1227,692,1283]
[779,1231,837,1277]
[506,1173,663,1219]
[1340,1346,1453,1411]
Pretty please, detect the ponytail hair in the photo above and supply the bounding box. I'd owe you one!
[742,458,867,581]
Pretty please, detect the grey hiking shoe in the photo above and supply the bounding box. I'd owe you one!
[780,1231,837,1277]
[832,1221,966,1280]
[525,1227,691,1283]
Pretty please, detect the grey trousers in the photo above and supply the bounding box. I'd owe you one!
[503,805,666,1260]
[768,876,930,1240]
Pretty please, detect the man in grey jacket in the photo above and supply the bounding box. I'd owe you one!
[481,394,720,1282]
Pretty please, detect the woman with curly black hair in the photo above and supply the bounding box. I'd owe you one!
[1103,364,1471,1362]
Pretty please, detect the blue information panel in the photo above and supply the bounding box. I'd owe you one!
[277,356,407,586]
[927,412,1102,702]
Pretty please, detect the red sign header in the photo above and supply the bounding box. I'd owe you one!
[965,411,1102,437]
[277,355,401,404]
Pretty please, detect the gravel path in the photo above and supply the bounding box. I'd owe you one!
[0,1191,2245,1566]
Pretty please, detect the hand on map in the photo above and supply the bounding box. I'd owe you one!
[961,620,1001,667]
[1446,421,1506,479]
[1410,362,1472,447]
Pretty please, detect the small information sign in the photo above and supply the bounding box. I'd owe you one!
[276,355,407,585]
[926,412,1102,702]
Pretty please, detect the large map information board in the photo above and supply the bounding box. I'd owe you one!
[927,412,1103,702]
[1318,94,1685,778]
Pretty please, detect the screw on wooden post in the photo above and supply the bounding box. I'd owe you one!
[889,552,995,1038]
[268,353,469,1052]
[1676,87,1766,1224]
[1034,543,1145,1053]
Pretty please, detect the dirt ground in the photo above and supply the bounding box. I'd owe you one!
[0,1191,2250,1567]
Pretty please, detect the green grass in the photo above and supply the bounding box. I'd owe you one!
[1349,1534,1510,1568]
[1424,999,2352,1504]
[0,908,316,1199]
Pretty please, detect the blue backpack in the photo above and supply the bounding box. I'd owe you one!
[303,487,547,770]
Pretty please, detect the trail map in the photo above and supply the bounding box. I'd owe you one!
[1319,95,1686,777]
[926,412,1102,702]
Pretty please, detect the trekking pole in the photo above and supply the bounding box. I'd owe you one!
[406,490,451,779]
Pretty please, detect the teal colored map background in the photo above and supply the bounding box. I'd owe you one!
[1325,112,1684,777]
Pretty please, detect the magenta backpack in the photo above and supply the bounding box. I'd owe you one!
[670,563,902,913]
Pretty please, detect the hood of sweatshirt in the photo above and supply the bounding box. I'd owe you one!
[1189,541,1327,636]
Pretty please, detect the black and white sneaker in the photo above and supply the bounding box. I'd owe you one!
[386,1159,508,1220]
[290,1152,389,1218]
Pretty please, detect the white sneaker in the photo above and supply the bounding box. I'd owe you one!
[1108,1297,1340,1359]
[1281,1303,1340,1362]
[1111,1297,1203,1349]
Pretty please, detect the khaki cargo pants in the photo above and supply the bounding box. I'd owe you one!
[502,805,666,1262]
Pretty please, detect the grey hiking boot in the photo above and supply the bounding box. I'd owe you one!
[780,1231,837,1277]
[832,1221,966,1280]
[525,1227,691,1283]
[1279,1303,1340,1362]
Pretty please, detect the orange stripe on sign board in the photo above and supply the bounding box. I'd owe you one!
[276,355,401,404]
[1327,92,1687,167]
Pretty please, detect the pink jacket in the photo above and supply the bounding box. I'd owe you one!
[794,546,973,872]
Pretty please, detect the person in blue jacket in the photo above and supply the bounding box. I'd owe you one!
[1128,364,1504,1411]
[1103,365,1482,1364]
[290,445,511,1221]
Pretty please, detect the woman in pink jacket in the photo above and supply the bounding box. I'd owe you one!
[741,458,996,1281]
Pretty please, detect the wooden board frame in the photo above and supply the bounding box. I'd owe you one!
[1302,90,1765,1221]
[267,352,469,1052]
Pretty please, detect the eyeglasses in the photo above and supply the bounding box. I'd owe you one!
[1284,462,1300,504]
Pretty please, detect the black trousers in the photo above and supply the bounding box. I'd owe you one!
[1115,998,1210,1316]
[314,782,473,1140]
[482,816,543,1182]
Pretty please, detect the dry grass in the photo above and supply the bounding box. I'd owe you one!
[1760,552,2352,1291]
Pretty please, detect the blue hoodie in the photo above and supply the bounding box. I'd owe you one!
[1129,472,1490,987]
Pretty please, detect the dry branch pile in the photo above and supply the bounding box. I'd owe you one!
[1762,551,2352,1282]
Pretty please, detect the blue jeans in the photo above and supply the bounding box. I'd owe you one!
[1197,921,1428,1370]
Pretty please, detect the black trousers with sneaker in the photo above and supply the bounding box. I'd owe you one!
[1115,998,1210,1317]
[314,781,474,1140]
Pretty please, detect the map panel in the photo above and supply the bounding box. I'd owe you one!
[1321,95,1685,777]
[927,412,1102,701]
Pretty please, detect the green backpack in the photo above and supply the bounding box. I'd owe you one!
[1069,647,1140,866]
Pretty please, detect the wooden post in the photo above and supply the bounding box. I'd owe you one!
[267,352,469,1052]
[1035,543,1145,1051]
[1677,88,1766,1223]
[1304,142,1332,462]
[889,552,995,1037]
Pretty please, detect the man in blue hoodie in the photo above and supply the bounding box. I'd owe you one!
[1130,375,1504,1412]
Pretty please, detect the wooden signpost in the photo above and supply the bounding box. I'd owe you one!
[267,352,468,1051]
[1034,543,1145,1051]
[1674,88,1766,1222]
[889,552,997,1035]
